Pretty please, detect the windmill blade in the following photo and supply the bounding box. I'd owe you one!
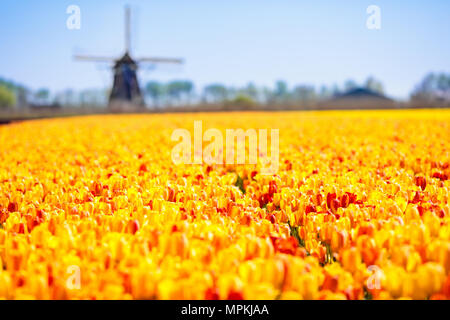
[137,57,184,64]
[74,55,116,62]
[125,6,131,53]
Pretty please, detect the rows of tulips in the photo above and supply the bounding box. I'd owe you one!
[0,110,449,299]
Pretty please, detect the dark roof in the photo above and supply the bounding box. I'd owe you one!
[114,52,137,68]
[334,87,393,101]
[317,87,397,109]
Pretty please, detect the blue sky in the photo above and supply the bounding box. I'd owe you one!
[0,0,449,100]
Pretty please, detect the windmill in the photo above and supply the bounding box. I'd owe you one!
[74,6,183,111]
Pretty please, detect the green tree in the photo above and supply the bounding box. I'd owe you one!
[78,89,107,107]
[292,85,316,104]
[167,81,185,105]
[35,88,50,105]
[241,82,259,101]
[229,94,255,108]
[0,78,30,107]
[273,80,289,102]
[261,86,275,104]
[344,79,358,91]
[318,85,332,100]
[365,76,384,94]
[203,84,228,103]
[437,73,450,93]
[15,86,29,107]
[332,84,341,97]
[0,84,16,108]
[145,81,165,107]
[179,80,194,104]
[411,72,450,102]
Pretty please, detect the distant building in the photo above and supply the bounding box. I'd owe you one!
[319,87,397,109]
[29,103,61,110]
[75,7,183,112]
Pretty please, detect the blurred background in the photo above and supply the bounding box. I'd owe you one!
[0,0,449,121]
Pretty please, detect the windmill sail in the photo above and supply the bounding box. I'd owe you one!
[74,6,184,111]
[74,55,116,62]
[137,57,184,64]
[109,53,144,111]
[125,6,131,53]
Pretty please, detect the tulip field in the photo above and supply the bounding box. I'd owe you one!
[0,109,449,300]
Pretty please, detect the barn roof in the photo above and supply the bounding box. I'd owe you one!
[318,87,396,109]
[333,87,393,101]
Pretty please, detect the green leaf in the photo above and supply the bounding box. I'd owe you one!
[235,174,246,194]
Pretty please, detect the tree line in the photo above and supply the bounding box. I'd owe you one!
[1,73,449,109]
[144,77,385,108]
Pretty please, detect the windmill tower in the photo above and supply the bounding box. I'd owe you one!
[75,6,183,111]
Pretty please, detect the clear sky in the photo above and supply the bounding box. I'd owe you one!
[0,0,449,100]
